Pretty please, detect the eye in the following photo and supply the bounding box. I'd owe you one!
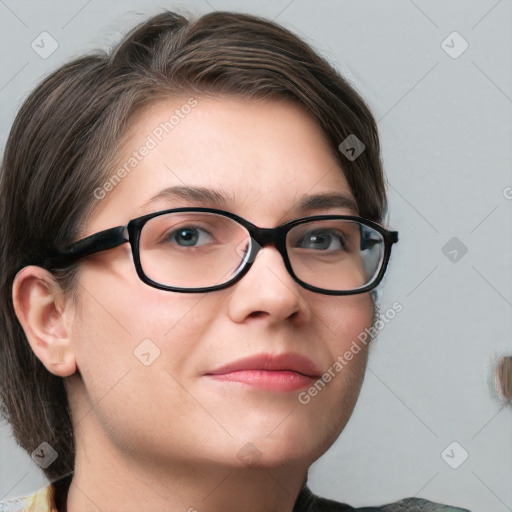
[297,229,346,251]
[165,226,213,247]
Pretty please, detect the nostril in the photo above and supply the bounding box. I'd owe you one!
[248,311,267,319]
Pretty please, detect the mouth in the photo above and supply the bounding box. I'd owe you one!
[205,353,323,392]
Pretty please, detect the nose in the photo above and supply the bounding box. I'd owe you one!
[227,243,311,325]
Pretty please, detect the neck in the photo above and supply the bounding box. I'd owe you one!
[66,444,309,512]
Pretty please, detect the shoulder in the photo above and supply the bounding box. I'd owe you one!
[299,487,471,512]
[0,483,57,512]
[379,497,471,512]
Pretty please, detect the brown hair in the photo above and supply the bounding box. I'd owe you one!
[0,10,387,481]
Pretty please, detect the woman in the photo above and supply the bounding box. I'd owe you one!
[0,10,468,512]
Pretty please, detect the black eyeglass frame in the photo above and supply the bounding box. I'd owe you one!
[41,207,399,296]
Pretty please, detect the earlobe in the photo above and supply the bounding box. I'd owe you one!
[12,266,77,378]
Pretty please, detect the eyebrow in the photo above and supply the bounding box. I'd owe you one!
[141,186,233,210]
[298,193,358,214]
[142,185,358,214]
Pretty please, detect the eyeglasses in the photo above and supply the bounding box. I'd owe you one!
[42,207,398,295]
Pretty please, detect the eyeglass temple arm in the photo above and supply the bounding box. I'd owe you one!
[42,226,128,269]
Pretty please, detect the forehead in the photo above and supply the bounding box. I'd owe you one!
[89,95,355,232]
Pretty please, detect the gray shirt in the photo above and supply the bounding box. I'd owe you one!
[294,485,471,512]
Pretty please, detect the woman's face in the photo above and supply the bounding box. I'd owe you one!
[66,96,374,472]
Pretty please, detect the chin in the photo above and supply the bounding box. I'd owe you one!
[225,425,330,470]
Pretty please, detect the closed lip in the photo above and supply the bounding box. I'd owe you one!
[205,353,323,379]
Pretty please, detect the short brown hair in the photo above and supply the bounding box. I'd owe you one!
[0,10,387,481]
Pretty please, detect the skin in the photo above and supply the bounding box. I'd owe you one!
[13,96,374,512]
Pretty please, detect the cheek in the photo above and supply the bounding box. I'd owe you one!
[76,259,216,338]
[67,271,225,458]
[318,292,375,353]
[69,265,220,396]
[285,294,373,460]
[311,293,374,410]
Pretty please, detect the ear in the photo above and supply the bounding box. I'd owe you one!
[12,266,77,377]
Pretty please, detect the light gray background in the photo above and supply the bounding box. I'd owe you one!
[1,1,511,510]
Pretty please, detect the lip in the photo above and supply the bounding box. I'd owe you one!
[205,353,323,391]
